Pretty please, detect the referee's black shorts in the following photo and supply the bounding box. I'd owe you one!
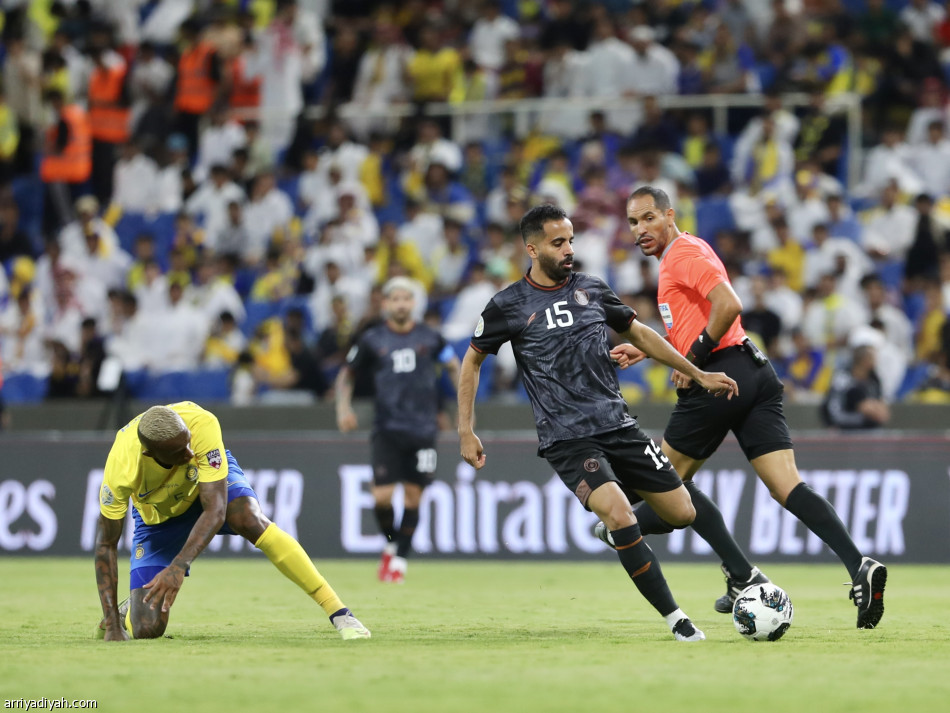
[664,344,793,462]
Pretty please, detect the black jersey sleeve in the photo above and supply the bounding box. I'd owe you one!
[600,280,638,333]
[345,332,373,373]
[470,299,510,355]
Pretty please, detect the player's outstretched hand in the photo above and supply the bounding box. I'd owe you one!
[460,431,486,470]
[609,343,648,369]
[694,370,739,400]
[143,564,185,613]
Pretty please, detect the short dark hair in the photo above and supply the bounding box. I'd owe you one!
[519,204,567,244]
[629,185,672,211]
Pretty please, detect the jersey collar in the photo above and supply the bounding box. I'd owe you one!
[524,270,570,291]
[659,230,690,261]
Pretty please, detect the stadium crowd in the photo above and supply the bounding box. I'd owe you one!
[0,0,949,423]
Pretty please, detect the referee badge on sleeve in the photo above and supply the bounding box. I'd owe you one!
[474,316,484,337]
[659,303,674,330]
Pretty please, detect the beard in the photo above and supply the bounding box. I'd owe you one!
[538,252,573,282]
[388,308,412,326]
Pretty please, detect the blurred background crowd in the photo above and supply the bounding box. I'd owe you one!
[0,0,949,429]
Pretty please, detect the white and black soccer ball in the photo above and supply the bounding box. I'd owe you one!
[732,582,793,641]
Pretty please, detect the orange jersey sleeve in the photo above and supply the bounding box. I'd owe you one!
[657,233,746,356]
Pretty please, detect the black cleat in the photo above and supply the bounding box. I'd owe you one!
[671,618,706,642]
[714,564,770,614]
[849,557,887,629]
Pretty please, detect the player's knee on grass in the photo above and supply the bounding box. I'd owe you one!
[130,594,168,639]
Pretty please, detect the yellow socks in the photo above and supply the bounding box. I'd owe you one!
[255,523,345,616]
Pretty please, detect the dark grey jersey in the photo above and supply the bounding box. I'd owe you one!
[470,271,638,451]
[347,322,453,439]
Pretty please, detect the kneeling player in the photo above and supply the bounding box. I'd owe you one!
[94,402,370,641]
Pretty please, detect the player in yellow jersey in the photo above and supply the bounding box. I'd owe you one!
[94,402,370,641]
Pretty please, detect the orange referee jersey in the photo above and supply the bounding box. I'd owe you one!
[657,232,746,355]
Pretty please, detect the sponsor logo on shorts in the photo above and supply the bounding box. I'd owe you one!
[584,458,600,472]
[206,449,223,469]
[474,316,485,337]
[135,545,145,559]
[574,289,590,306]
[185,465,199,482]
[100,485,115,506]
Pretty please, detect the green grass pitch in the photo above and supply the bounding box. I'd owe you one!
[1,558,948,713]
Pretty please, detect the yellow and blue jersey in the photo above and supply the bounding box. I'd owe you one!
[99,401,228,526]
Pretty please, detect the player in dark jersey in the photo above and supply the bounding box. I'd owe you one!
[336,277,460,583]
[612,186,886,629]
[458,204,739,641]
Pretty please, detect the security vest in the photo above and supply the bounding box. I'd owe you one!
[40,104,92,184]
[228,55,261,113]
[88,62,131,143]
[175,41,217,115]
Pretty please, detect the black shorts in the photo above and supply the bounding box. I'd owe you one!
[542,426,683,510]
[371,430,438,488]
[664,344,793,462]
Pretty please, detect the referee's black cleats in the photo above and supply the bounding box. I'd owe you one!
[714,565,770,614]
[849,557,887,629]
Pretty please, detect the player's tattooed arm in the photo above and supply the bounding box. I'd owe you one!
[94,514,129,641]
[143,478,226,613]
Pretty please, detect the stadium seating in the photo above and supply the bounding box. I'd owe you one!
[131,368,231,402]
[1,373,49,403]
[695,196,737,241]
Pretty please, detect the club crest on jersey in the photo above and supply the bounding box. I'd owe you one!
[574,288,590,306]
[206,448,223,469]
[474,316,485,337]
[659,302,674,330]
[185,465,199,482]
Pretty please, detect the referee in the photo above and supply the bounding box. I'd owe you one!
[610,186,886,630]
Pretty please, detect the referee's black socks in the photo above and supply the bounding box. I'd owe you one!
[683,481,755,581]
[611,523,678,616]
[784,482,863,580]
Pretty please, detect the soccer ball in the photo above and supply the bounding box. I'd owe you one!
[732,583,793,641]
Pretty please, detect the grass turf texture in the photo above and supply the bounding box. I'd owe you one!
[1,559,948,713]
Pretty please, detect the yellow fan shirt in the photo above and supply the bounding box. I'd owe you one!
[99,402,228,525]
